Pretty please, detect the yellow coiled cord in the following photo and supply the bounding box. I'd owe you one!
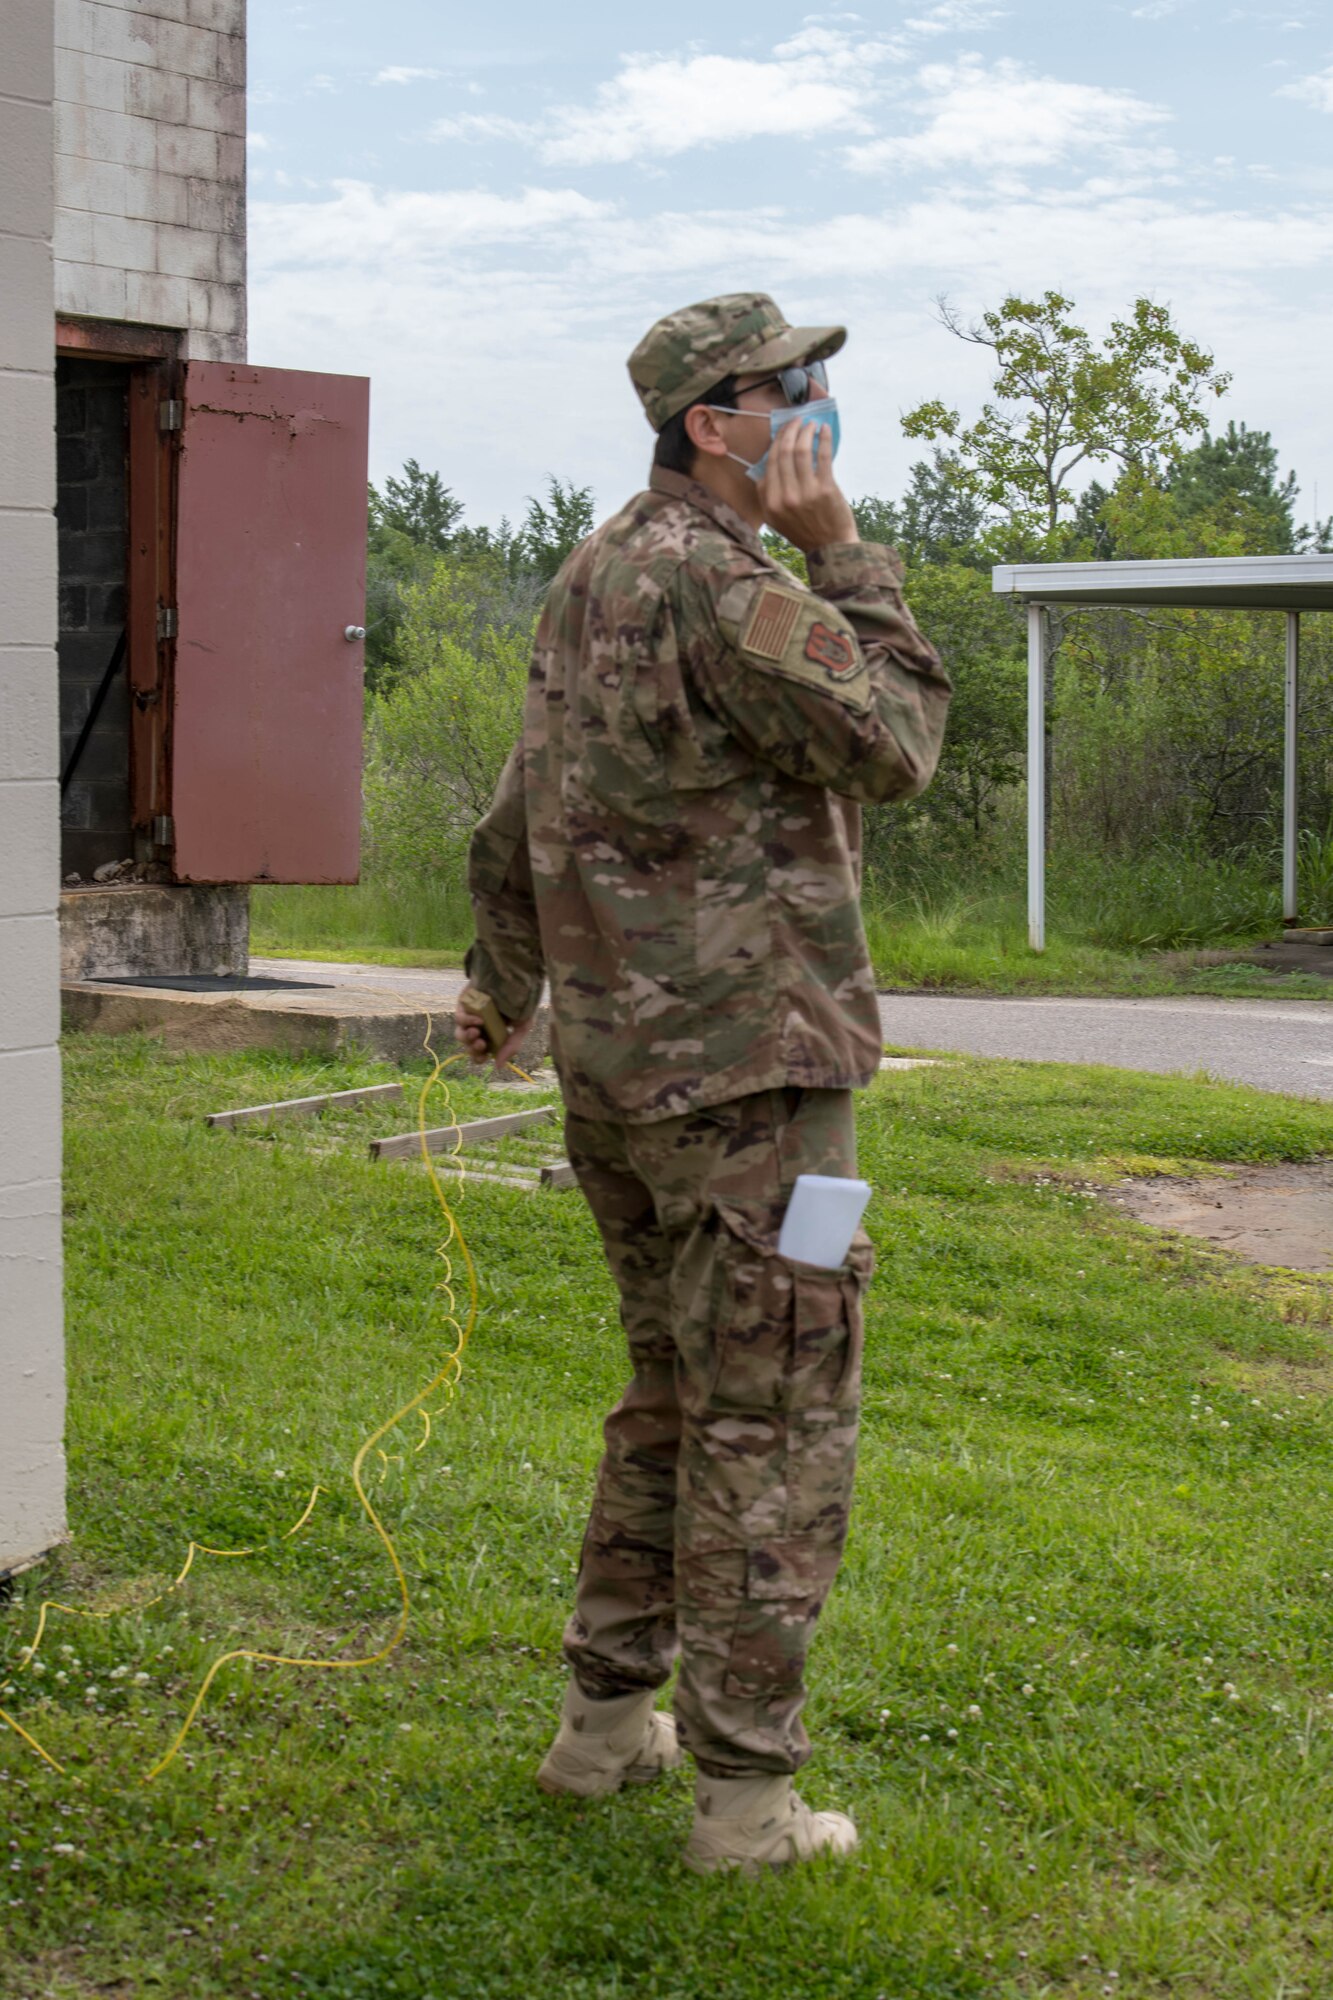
[0,1005,533,1784]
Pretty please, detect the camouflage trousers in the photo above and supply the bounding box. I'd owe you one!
[562,1086,873,1777]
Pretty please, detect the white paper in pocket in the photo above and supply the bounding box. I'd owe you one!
[776,1174,872,1270]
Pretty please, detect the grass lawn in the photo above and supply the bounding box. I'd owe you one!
[4,1034,1333,1999]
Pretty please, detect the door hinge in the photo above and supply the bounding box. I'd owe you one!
[157,604,178,640]
[152,814,175,848]
[158,399,183,433]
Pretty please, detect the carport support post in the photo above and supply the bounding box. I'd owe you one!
[1283,610,1300,924]
[1027,601,1046,951]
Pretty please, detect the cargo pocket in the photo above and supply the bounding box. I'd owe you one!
[722,1539,836,1700]
[701,1204,873,1415]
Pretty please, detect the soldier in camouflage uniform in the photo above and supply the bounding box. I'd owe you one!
[457,293,950,1872]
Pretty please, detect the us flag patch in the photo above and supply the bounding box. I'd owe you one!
[740,586,804,663]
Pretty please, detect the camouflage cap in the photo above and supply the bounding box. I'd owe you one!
[628,292,847,432]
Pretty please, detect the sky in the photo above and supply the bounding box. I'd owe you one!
[246,0,1333,535]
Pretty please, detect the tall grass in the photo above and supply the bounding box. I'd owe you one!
[250,875,472,964]
[251,839,1326,996]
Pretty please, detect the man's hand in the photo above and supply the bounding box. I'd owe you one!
[758,415,858,555]
[454,995,534,1073]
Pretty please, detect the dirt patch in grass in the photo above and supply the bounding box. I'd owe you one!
[1104,1160,1333,1272]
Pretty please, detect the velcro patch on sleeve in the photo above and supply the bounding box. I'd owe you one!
[740,586,804,663]
[805,620,858,678]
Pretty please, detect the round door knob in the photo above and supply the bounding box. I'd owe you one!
[344,624,366,642]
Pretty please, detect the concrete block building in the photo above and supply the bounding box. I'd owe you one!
[2,0,369,1577]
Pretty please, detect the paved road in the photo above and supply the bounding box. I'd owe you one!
[877,992,1333,1101]
[253,961,1331,1102]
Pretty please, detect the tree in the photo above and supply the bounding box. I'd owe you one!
[370,458,464,551]
[868,451,986,567]
[1073,422,1333,562]
[902,292,1231,556]
[363,566,533,882]
[516,477,596,584]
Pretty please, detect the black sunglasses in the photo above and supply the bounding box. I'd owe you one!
[736,360,830,407]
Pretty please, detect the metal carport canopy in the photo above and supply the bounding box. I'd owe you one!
[990,554,1333,949]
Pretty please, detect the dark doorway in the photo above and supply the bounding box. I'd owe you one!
[56,356,132,881]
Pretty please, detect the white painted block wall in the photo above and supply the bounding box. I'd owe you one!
[53,0,246,359]
[1,0,67,1575]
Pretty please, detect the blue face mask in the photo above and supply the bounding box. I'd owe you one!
[707,397,841,483]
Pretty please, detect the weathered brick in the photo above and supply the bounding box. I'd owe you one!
[91,209,157,272]
[53,202,95,262]
[81,2,161,69]
[154,119,217,177]
[156,220,221,280]
[54,256,128,319]
[124,62,189,123]
[58,153,128,216]
[185,173,240,234]
[216,29,244,87]
[186,73,241,133]
[123,267,191,326]
[54,46,128,114]
[122,163,188,223]
[56,101,156,169]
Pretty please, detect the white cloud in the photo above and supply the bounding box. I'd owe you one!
[247,130,271,151]
[1278,64,1333,110]
[251,181,613,272]
[249,169,1333,530]
[846,55,1171,173]
[902,1,1007,32]
[431,112,531,143]
[373,66,442,86]
[540,51,871,164]
[431,29,910,165]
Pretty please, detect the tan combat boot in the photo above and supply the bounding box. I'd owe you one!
[683,1773,858,1875]
[536,1682,681,1799]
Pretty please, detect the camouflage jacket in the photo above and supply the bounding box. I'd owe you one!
[465,466,950,1122]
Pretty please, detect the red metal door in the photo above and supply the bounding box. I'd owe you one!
[171,363,369,883]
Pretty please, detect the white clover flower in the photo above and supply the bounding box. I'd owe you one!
[84,1687,98,1700]
[1022,1684,1035,1696]
[51,1842,75,1856]
[109,1665,130,1680]
[967,1704,982,1718]
[134,1672,151,1685]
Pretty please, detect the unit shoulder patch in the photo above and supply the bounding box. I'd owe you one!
[733,583,870,712]
[805,620,858,678]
